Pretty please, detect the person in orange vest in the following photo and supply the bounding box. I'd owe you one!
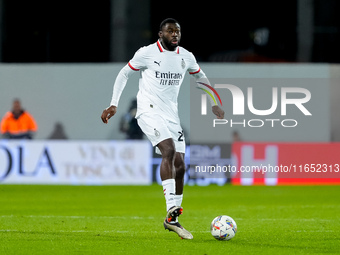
[0,99,38,139]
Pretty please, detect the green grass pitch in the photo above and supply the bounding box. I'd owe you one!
[0,184,339,254]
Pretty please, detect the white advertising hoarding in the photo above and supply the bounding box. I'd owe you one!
[0,140,152,185]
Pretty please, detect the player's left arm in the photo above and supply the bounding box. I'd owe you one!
[189,62,225,119]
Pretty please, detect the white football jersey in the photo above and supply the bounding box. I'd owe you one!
[128,40,201,122]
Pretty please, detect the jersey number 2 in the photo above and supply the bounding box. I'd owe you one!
[178,130,184,141]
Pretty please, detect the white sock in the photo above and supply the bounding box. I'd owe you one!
[175,194,183,207]
[173,194,183,223]
[162,179,176,212]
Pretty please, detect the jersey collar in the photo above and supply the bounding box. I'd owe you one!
[157,40,179,54]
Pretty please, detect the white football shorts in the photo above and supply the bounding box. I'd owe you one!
[137,113,185,155]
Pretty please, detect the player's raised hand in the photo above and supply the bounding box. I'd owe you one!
[212,105,224,119]
[101,105,117,124]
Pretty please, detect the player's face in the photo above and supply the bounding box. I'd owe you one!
[159,23,181,51]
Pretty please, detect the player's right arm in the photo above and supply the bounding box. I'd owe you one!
[101,105,117,124]
[101,47,146,124]
[101,65,134,124]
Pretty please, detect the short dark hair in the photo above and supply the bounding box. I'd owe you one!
[159,18,180,31]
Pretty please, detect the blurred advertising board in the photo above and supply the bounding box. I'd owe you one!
[152,144,232,186]
[232,142,340,185]
[0,140,152,185]
[2,140,339,186]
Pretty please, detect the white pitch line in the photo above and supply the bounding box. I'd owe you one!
[0,229,335,233]
[0,229,130,233]
[0,215,336,222]
[0,215,155,220]
[233,218,335,222]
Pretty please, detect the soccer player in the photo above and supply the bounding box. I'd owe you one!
[101,18,224,239]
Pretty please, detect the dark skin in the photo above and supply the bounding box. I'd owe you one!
[158,22,181,51]
[101,22,225,195]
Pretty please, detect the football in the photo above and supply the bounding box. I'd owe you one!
[210,215,237,241]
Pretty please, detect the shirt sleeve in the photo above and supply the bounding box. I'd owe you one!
[191,70,217,106]
[187,53,201,75]
[127,47,147,71]
[187,53,216,106]
[109,47,147,107]
[110,64,136,107]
